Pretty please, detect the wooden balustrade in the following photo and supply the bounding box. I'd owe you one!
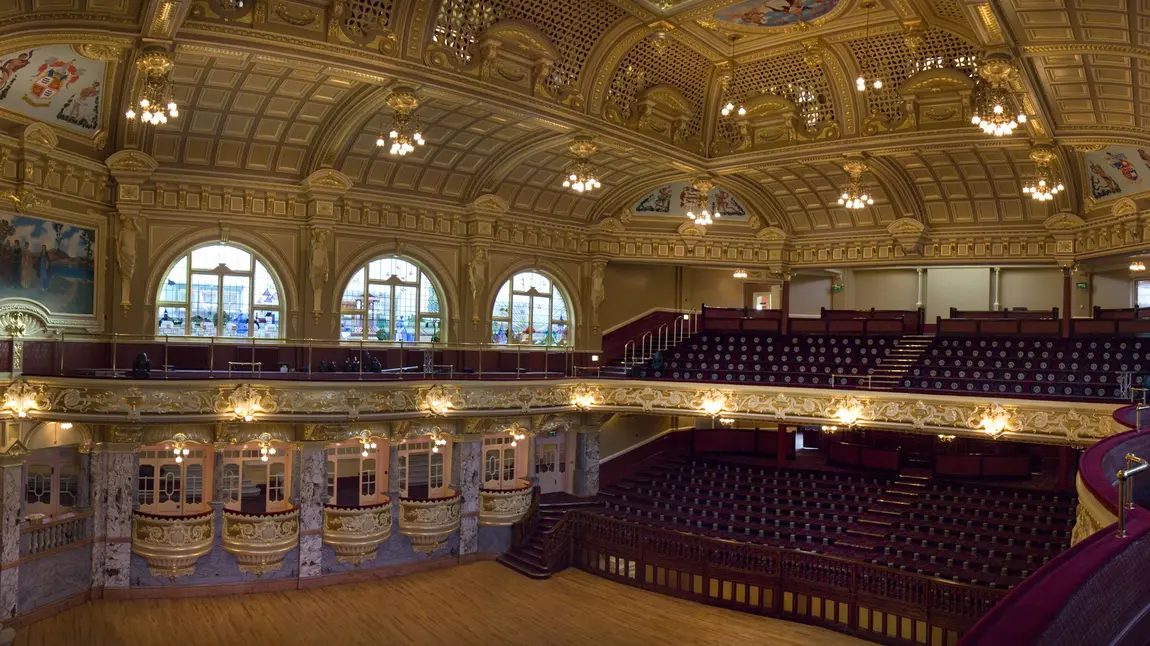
[509,487,540,550]
[22,513,91,556]
[565,511,1006,646]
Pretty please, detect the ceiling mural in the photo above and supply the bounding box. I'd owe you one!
[713,0,843,29]
[1084,146,1150,204]
[633,181,750,221]
[0,45,106,134]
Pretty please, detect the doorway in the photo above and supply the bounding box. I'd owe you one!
[535,435,568,494]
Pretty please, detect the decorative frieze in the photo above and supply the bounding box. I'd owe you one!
[398,492,461,554]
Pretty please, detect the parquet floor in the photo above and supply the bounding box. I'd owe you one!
[15,562,875,646]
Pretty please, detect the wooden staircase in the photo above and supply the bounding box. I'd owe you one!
[497,498,600,579]
[835,470,932,551]
[868,335,933,389]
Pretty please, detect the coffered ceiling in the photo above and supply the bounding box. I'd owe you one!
[0,0,1147,243]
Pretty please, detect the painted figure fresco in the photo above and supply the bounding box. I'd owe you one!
[632,181,751,220]
[0,215,95,314]
[715,0,841,28]
[0,45,105,133]
[1105,152,1141,184]
[635,185,672,213]
[1085,146,1150,202]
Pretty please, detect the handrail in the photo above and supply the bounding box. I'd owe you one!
[1117,453,1149,538]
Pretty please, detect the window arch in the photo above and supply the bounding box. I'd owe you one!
[490,271,572,345]
[339,256,444,342]
[155,243,284,339]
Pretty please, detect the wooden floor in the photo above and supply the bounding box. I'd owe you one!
[15,562,875,646]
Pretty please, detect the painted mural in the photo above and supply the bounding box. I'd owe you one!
[1084,146,1150,203]
[0,214,95,315]
[714,0,842,28]
[632,181,750,220]
[0,45,106,134]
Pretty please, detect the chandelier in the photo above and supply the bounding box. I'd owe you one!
[971,54,1026,137]
[837,161,874,210]
[126,50,178,126]
[1022,145,1064,202]
[732,268,747,279]
[855,0,884,92]
[170,434,192,464]
[686,177,721,226]
[561,135,601,193]
[357,432,379,458]
[1131,261,1146,272]
[721,103,746,117]
[378,87,425,156]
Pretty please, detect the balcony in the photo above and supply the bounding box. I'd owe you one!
[221,507,299,575]
[130,510,213,579]
[398,491,460,554]
[479,480,534,526]
[322,499,393,565]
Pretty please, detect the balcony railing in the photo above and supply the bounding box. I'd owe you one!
[21,512,92,557]
[221,507,299,575]
[479,479,534,526]
[398,491,460,554]
[323,499,393,565]
[131,509,213,578]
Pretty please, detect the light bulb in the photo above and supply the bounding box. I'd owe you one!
[362,450,369,457]
[269,447,276,455]
[140,98,150,108]
[376,137,386,147]
[176,456,183,463]
[261,455,268,462]
[389,130,398,139]
[511,441,517,447]
[432,446,439,453]
[183,448,190,455]
[370,442,377,449]
[1018,114,1027,123]
[125,109,136,120]
[169,108,178,118]
[872,79,882,89]
[737,107,746,116]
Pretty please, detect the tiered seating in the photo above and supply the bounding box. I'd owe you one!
[901,337,1140,400]
[649,333,899,387]
[598,457,1075,590]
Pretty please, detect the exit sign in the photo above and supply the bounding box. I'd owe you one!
[1076,282,1088,290]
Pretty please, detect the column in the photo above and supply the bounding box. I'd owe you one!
[296,442,327,580]
[780,271,792,334]
[526,434,538,487]
[209,444,227,568]
[75,450,92,511]
[387,439,401,537]
[575,426,600,496]
[0,451,25,627]
[457,435,482,557]
[915,268,924,309]
[776,424,789,467]
[1062,266,1072,339]
[90,442,138,592]
[992,267,1001,311]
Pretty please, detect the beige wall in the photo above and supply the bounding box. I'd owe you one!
[684,267,745,309]
[599,414,678,459]
[925,267,991,319]
[790,274,831,316]
[1094,270,1133,309]
[850,269,919,311]
[998,268,1062,312]
[600,263,677,331]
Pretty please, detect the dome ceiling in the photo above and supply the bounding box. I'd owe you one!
[0,0,1142,240]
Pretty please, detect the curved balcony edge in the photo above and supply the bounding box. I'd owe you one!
[398,492,461,555]
[322,499,393,565]
[221,507,300,576]
[479,480,534,526]
[130,510,214,579]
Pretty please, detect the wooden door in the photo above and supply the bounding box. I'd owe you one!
[536,437,567,494]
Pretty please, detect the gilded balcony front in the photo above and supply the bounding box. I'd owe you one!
[221,507,299,575]
[398,491,460,554]
[323,499,393,565]
[479,479,534,526]
[131,510,213,579]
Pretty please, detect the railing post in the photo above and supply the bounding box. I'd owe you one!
[209,336,215,378]
[164,336,170,377]
[58,330,65,376]
[111,334,118,377]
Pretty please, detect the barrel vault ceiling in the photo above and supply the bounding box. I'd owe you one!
[0,0,1145,245]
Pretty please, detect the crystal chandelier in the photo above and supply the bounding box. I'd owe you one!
[732,268,747,279]
[170,434,192,464]
[686,177,721,227]
[837,161,874,210]
[561,135,601,193]
[721,103,746,117]
[1022,145,1064,202]
[1132,261,1146,272]
[971,54,1026,137]
[378,87,425,156]
[126,50,178,126]
[855,0,884,92]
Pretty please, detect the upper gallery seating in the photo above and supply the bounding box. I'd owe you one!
[599,457,1074,590]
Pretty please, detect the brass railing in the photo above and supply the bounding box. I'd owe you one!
[322,499,392,565]
[478,479,533,526]
[398,491,460,554]
[131,509,213,578]
[1117,453,1148,538]
[221,507,299,575]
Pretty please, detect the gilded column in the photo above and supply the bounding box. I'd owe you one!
[296,442,327,579]
[575,426,600,496]
[90,440,139,591]
[457,436,482,556]
[0,448,26,623]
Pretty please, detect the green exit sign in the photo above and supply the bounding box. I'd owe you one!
[1076,282,1088,290]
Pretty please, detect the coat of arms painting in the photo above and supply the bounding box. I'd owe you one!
[0,44,106,134]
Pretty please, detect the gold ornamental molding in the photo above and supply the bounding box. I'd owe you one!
[14,378,1124,446]
[479,479,534,526]
[1071,473,1117,546]
[322,501,393,565]
[221,507,300,575]
[398,492,461,554]
[131,510,214,579]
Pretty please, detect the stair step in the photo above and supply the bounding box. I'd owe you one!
[848,528,888,539]
[835,537,883,550]
[858,516,895,527]
[497,553,551,579]
[876,498,913,506]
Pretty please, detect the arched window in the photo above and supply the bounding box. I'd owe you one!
[490,271,571,345]
[340,256,444,342]
[156,243,283,339]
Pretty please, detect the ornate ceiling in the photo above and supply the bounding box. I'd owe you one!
[0,0,1147,250]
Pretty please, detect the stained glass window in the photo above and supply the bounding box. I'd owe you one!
[490,271,572,345]
[156,243,283,339]
[340,256,444,342]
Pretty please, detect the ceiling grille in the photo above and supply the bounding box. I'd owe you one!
[847,28,979,120]
[606,37,713,141]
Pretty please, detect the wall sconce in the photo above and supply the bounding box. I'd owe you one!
[699,390,727,417]
[508,427,527,447]
[718,417,735,427]
[60,422,73,430]
[834,399,864,427]
[978,404,1011,439]
[357,430,379,457]
[3,382,40,419]
[937,434,956,443]
[820,425,839,434]
[571,385,597,411]
[229,385,262,422]
[422,385,455,417]
[431,436,448,453]
[170,433,191,463]
[256,433,277,462]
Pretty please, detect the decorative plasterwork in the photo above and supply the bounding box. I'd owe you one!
[17,378,1122,445]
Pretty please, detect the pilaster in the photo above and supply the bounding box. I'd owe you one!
[575,426,601,496]
[296,442,327,579]
[90,441,139,591]
[0,451,26,622]
[456,435,482,556]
